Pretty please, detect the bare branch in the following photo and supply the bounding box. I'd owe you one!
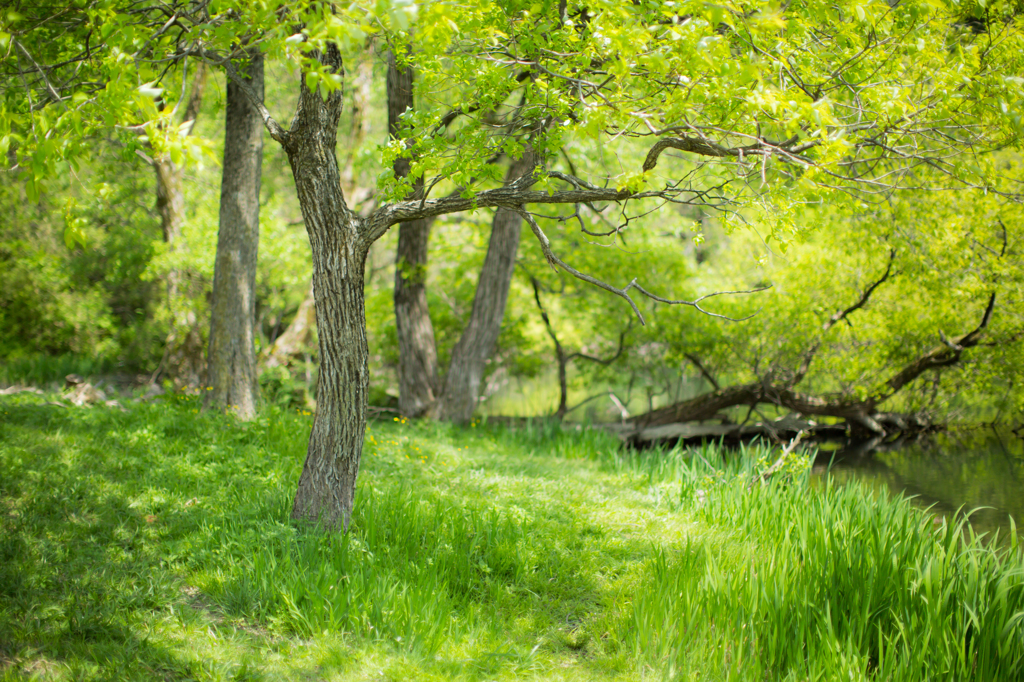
[642,133,806,171]
[568,319,633,366]
[517,209,770,325]
[529,275,570,416]
[366,178,634,242]
[685,353,720,391]
[879,292,996,400]
[791,248,897,385]
[749,430,807,488]
[13,38,66,109]
[629,282,772,321]
[824,248,897,333]
[519,208,647,323]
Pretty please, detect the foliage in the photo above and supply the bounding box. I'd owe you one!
[0,59,323,374]
[2,395,1022,680]
[3,0,1023,419]
[492,147,1024,422]
[0,153,163,365]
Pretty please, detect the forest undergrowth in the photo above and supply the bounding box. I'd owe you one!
[1,393,1022,681]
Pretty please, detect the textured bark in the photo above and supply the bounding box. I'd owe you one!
[389,48,440,417]
[283,47,369,530]
[436,153,535,422]
[152,68,207,387]
[261,59,373,373]
[205,51,264,419]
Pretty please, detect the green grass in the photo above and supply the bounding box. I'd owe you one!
[0,354,120,388]
[1,395,1022,681]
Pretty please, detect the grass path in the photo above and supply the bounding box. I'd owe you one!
[2,395,1022,681]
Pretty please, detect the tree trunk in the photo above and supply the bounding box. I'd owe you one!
[154,157,205,387]
[389,48,440,417]
[152,67,207,388]
[394,215,438,415]
[206,51,264,419]
[436,153,534,422]
[260,58,374,374]
[285,52,368,530]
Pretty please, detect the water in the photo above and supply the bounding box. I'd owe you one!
[813,427,1024,543]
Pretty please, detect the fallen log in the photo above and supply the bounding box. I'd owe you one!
[620,292,995,444]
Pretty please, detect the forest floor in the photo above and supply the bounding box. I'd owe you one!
[1,392,1022,681]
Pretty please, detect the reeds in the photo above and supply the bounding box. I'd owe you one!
[611,442,1024,680]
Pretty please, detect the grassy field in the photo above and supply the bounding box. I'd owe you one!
[1,392,1022,681]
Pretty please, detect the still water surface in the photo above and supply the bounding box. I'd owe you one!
[813,428,1023,543]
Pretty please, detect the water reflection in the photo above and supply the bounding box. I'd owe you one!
[811,428,1024,543]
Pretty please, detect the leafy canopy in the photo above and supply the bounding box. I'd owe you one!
[4,0,1021,221]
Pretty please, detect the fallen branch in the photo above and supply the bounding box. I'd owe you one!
[749,430,807,488]
[629,293,998,438]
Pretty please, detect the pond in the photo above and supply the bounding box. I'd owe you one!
[813,427,1024,544]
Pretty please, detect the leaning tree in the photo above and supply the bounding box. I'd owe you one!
[5,0,1022,529]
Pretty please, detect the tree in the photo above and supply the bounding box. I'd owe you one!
[5,0,1021,529]
[388,44,440,417]
[205,50,264,419]
[434,152,535,422]
[387,44,534,423]
[145,65,208,387]
[262,56,374,373]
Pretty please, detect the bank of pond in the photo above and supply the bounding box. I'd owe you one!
[818,428,1023,544]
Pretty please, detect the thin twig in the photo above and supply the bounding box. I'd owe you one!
[749,430,807,488]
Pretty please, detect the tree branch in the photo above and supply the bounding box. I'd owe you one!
[14,38,66,109]
[791,248,896,385]
[749,430,807,488]
[629,293,999,437]
[641,133,806,171]
[365,130,757,241]
[203,48,289,145]
[878,292,996,400]
[568,319,633,366]
[823,248,897,334]
[685,353,720,390]
[529,276,569,417]
[517,209,770,325]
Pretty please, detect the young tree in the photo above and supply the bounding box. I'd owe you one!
[388,45,440,417]
[205,50,264,419]
[6,0,1021,529]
